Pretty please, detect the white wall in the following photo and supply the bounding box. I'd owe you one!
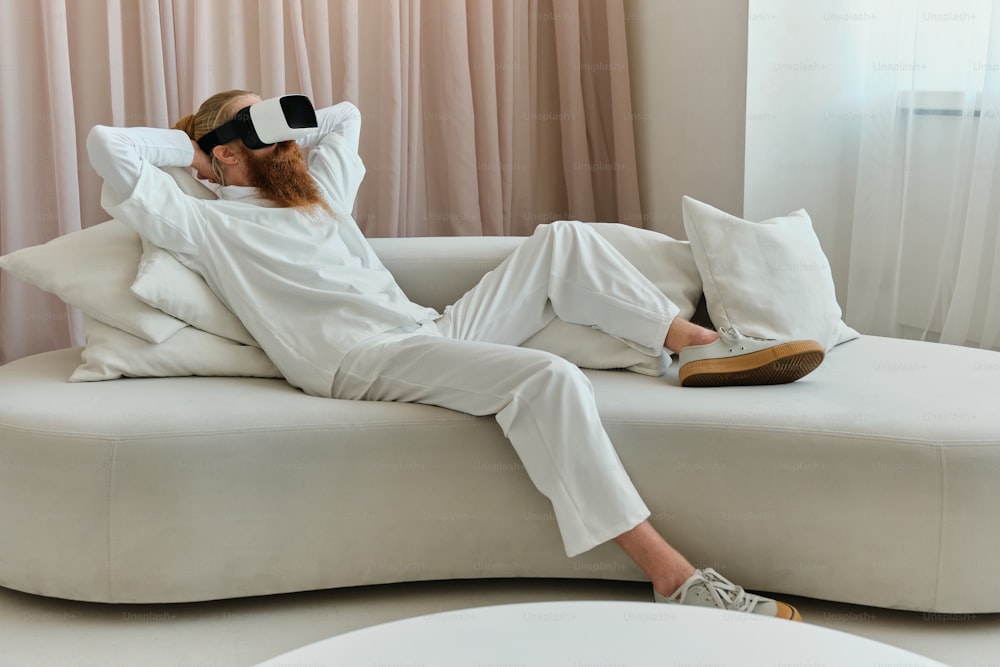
[625,0,749,238]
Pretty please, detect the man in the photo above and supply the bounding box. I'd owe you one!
[88,90,823,621]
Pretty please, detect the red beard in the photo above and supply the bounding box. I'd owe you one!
[243,141,331,213]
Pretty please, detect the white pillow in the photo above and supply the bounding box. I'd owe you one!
[0,220,187,344]
[521,222,702,376]
[132,237,259,346]
[681,196,859,351]
[70,316,281,382]
[523,319,672,376]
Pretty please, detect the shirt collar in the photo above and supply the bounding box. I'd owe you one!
[217,184,262,201]
[193,175,276,206]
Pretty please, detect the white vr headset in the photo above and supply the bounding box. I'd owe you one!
[197,94,318,154]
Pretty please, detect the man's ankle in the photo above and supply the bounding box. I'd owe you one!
[688,329,719,347]
[665,320,719,353]
[654,566,698,598]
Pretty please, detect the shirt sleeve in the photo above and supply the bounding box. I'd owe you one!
[300,102,367,213]
[296,101,362,152]
[87,125,195,199]
[87,125,208,255]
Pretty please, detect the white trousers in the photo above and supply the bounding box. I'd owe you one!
[332,221,682,557]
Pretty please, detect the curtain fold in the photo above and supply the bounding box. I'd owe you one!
[0,0,641,364]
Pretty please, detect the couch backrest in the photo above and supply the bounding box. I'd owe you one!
[368,236,524,311]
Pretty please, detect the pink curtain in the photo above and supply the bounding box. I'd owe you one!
[0,0,642,364]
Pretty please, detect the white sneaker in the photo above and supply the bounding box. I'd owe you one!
[654,568,802,621]
[678,327,825,387]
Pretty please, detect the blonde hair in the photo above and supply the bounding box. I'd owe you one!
[174,89,258,185]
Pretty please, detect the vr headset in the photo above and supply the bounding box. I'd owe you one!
[197,94,318,154]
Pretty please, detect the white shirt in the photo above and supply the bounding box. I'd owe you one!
[87,103,438,397]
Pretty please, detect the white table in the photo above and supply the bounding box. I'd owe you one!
[254,600,948,666]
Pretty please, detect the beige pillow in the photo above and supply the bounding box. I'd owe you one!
[682,196,859,351]
[71,317,281,382]
[132,237,259,346]
[0,220,186,343]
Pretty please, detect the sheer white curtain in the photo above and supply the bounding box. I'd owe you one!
[0,0,641,364]
[746,0,1000,351]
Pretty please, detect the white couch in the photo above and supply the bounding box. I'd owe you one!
[1,235,1000,613]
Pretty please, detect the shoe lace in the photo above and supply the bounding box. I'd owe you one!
[699,568,760,613]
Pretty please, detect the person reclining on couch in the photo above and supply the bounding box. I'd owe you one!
[87,89,825,622]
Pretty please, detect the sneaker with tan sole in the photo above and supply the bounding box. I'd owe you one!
[678,327,825,387]
[653,568,802,621]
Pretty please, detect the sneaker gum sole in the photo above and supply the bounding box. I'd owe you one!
[775,601,803,622]
[679,341,826,388]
